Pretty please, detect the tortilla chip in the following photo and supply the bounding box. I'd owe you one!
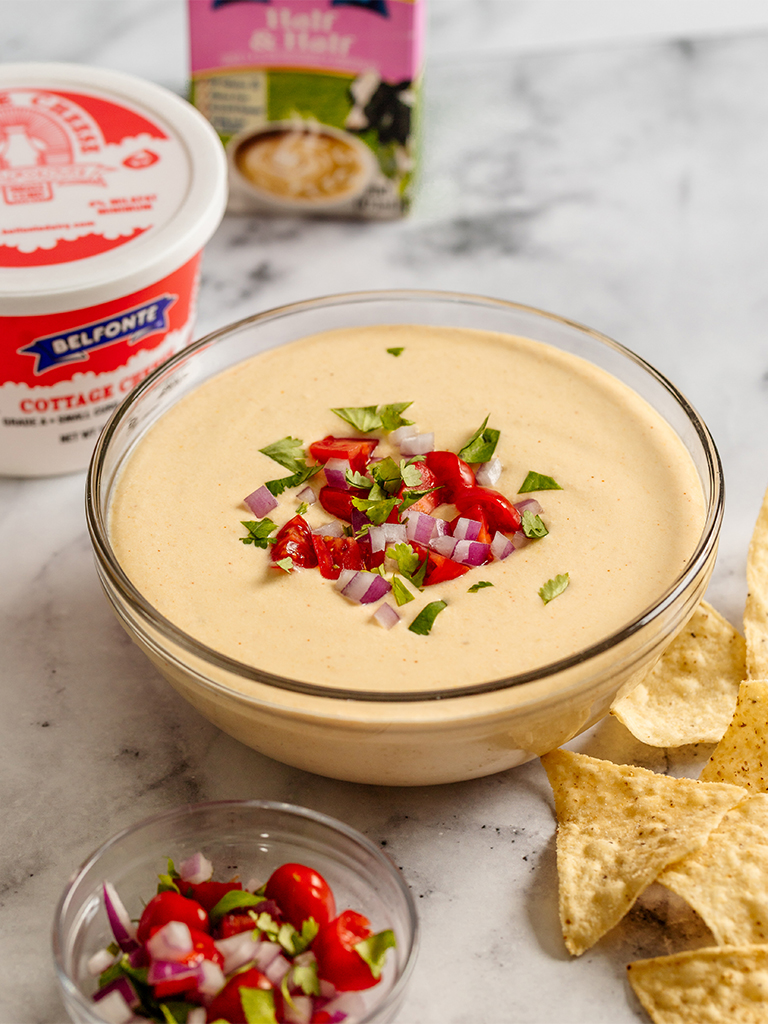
[610,601,745,746]
[745,486,768,679]
[540,748,745,956]
[627,944,768,1023]
[658,794,768,945]
[699,680,768,791]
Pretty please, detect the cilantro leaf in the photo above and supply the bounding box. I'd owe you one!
[370,457,403,495]
[346,469,373,490]
[387,543,426,588]
[289,960,320,997]
[273,557,295,573]
[408,600,447,635]
[278,918,319,956]
[400,460,425,488]
[398,486,440,514]
[521,510,549,539]
[240,519,278,549]
[391,576,416,606]
[159,1003,199,1024]
[259,437,307,474]
[240,987,277,1024]
[295,502,309,516]
[519,471,562,493]
[351,496,399,525]
[265,464,321,497]
[458,416,500,464]
[387,346,404,356]
[539,573,570,604]
[354,929,397,979]
[209,889,262,922]
[468,581,494,593]
[331,405,381,432]
[379,401,413,431]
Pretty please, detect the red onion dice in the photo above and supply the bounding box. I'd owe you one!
[338,571,392,604]
[103,882,138,953]
[491,531,514,560]
[389,424,417,445]
[514,498,543,515]
[430,534,457,558]
[452,517,481,542]
[296,485,316,504]
[244,484,279,518]
[452,539,491,566]
[178,851,213,885]
[369,522,407,553]
[313,520,344,538]
[323,457,352,490]
[146,921,193,962]
[475,457,502,487]
[399,432,434,456]
[404,510,437,545]
[373,602,401,629]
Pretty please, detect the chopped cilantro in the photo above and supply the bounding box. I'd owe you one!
[209,889,262,922]
[264,464,320,497]
[259,436,307,474]
[295,502,309,516]
[370,457,402,495]
[392,576,416,606]
[387,346,404,356]
[354,929,397,979]
[274,557,295,573]
[278,917,318,956]
[521,510,549,539]
[240,519,277,549]
[519,471,562,493]
[387,542,427,588]
[239,987,278,1024]
[283,960,320,1001]
[539,573,570,604]
[351,495,399,524]
[398,486,440,514]
[458,415,500,464]
[331,402,413,434]
[400,459,425,488]
[408,600,447,635]
[159,1003,198,1024]
[345,469,373,490]
[468,581,494,593]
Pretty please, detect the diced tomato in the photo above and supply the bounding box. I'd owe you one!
[309,436,379,473]
[411,542,470,586]
[454,486,521,534]
[264,863,336,931]
[217,909,258,939]
[205,967,273,1023]
[399,460,440,515]
[312,535,365,580]
[136,891,209,942]
[313,910,379,992]
[450,504,492,545]
[319,485,368,523]
[271,515,317,568]
[183,879,243,913]
[423,450,475,502]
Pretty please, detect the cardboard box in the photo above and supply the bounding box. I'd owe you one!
[188,0,424,218]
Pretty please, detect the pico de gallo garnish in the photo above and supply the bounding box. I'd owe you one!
[90,855,397,1024]
[239,402,566,634]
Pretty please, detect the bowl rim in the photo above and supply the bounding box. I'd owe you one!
[86,288,724,704]
[52,798,420,1024]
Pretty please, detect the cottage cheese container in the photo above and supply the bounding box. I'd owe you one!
[0,63,227,476]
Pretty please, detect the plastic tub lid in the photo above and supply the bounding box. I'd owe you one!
[0,62,228,316]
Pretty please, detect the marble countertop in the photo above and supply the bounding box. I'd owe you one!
[4,2,768,1022]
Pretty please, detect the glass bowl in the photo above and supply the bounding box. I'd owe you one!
[86,290,723,785]
[53,800,418,1024]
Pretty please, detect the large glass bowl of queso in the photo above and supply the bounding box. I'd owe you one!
[87,291,723,785]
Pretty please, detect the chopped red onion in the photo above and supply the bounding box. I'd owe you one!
[322,991,366,1022]
[514,498,543,515]
[323,457,352,490]
[452,539,491,566]
[511,529,530,549]
[373,602,400,629]
[313,520,344,538]
[197,958,226,996]
[430,534,457,558]
[187,1008,207,1024]
[214,931,262,974]
[103,882,138,953]
[335,568,358,592]
[404,509,437,545]
[452,517,481,542]
[491,531,514,560]
[146,959,200,986]
[389,424,417,445]
[91,987,135,1024]
[254,940,283,973]
[93,977,140,1010]
[244,485,278,518]
[178,851,213,885]
[296,485,316,505]
[264,951,292,986]
[282,994,313,1024]
[350,507,372,533]
[87,947,117,977]
[146,920,193,962]
[399,432,434,456]
[433,517,451,538]
[475,457,502,487]
[368,522,407,553]
[340,571,392,604]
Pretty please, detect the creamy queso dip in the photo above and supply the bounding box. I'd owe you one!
[109,325,705,694]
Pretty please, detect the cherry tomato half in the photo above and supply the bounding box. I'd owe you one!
[136,891,209,942]
[312,535,365,580]
[423,450,475,502]
[309,436,379,474]
[271,515,317,568]
[264,863,336,931]
[398,460,440,515]
[318,485,368,523]
[216,908,259,939]
[313,910,379,991]
[205,967,273,1024]
[454,486,521,534]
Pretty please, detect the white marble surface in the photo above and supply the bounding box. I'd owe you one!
[4,2,768,1022]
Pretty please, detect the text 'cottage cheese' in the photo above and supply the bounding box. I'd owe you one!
[108,324,707,693]
[0,63,227,477]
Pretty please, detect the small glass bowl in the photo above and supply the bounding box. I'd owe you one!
[86,290,723,785]
[52,800,419,1024]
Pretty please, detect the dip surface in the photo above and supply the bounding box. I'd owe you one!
[109,325,706,693]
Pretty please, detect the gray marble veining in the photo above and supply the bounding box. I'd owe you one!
[4,3,768,1022]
